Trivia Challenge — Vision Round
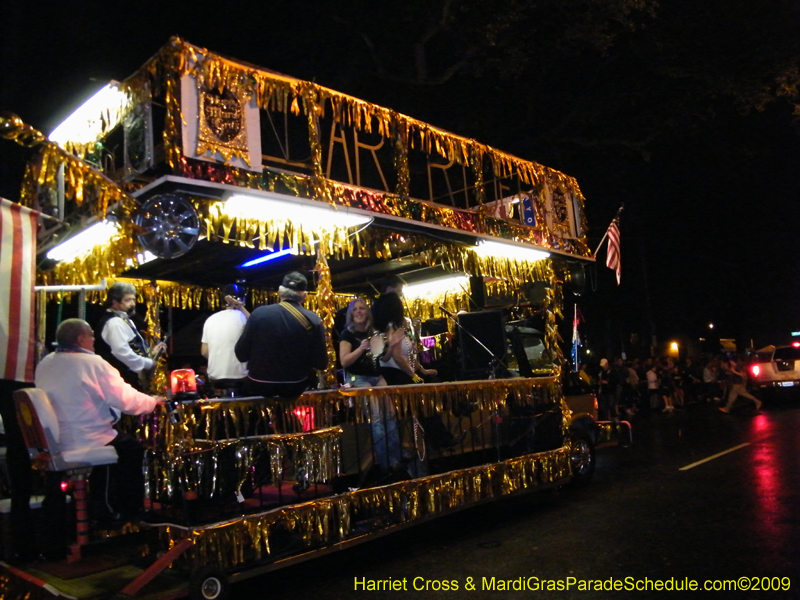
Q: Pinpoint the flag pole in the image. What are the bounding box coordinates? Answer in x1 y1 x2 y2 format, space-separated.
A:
592 204 625 257
593 231 610 257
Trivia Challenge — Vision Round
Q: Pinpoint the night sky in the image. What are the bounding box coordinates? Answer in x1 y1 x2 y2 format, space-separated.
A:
2 1 798 355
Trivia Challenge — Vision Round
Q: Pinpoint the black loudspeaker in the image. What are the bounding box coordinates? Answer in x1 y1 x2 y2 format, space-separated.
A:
564 262 586 296
421 318 448 336
458 310 507 378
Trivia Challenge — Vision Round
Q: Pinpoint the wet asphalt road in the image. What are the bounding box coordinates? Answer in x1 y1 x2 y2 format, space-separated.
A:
233 397 800 599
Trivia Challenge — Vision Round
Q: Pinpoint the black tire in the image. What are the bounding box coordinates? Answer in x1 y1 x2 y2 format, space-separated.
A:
189 567 230 600
569 431 596 486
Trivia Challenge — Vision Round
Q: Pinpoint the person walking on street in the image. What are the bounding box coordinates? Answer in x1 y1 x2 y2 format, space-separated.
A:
719 357 762 413
659 359 676 412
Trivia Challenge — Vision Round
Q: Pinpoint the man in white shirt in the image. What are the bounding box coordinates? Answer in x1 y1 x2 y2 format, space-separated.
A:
201 284 249 392
35 318 161 530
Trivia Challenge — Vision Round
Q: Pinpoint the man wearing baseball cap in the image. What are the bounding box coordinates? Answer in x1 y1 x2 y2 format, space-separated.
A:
235 271 328 399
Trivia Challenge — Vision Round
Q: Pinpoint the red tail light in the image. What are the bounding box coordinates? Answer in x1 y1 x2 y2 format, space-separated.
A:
751 364 760 378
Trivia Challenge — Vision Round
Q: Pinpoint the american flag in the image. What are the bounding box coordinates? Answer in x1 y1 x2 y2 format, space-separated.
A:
0 198 38 382
606 220 621 284
571 304 581 371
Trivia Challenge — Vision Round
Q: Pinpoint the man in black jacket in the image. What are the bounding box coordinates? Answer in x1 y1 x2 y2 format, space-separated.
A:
235 271 328 399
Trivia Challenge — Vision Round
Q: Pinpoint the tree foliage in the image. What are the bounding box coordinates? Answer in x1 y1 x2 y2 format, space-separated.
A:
310 0 799 166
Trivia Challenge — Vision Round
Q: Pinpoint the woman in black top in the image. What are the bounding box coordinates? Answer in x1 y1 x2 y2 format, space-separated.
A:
340 298 403 471
339 298 386 388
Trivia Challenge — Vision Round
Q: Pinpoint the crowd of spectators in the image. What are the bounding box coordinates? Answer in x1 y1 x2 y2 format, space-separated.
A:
577 354 762 419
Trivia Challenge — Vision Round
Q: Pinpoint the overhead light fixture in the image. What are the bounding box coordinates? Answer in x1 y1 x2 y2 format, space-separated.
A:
239 247 298 268
46 220 120 263
403 275 470 300
49 83 129 148
472 238 550 262
224 193 372 231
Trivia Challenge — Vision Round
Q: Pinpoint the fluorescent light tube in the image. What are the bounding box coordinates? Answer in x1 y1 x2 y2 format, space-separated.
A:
46 221 120 263
403 275 470 299
225 194 371 230
49 83 128 148
473 239 550 262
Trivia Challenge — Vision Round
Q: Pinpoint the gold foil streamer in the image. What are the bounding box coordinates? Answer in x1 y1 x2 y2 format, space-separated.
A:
0 113 46 148
141 282 167 393
16 38 591 294
314 248 338 388
141 39 590 253
40 227 140 288
542 262 565 366
20 142 134 219
161 41 185 171
204 200 357 258
136 378 565 511
161 444 570 571
470 144 486 207
393 115 411 198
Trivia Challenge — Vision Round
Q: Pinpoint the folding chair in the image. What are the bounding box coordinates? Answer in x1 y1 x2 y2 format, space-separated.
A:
14 387 118 562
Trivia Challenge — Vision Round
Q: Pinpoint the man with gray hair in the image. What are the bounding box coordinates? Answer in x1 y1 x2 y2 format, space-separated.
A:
35 319 161 533
235 271 328 399
95 281 164 390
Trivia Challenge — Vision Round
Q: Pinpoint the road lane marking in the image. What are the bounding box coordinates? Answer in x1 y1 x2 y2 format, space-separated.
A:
679 443 751 471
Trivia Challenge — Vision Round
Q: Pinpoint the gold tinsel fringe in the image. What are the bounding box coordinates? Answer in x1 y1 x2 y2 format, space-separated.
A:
164 446 570 571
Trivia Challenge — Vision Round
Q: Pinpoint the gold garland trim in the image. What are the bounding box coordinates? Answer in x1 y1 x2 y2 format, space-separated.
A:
146 38 590 236
162 445 571 570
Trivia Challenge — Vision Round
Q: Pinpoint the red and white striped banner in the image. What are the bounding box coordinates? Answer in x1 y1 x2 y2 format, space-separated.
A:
606 220 621 285
0 197 37 382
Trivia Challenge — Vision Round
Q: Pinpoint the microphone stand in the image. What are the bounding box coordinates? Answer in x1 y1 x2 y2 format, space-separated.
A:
440 307 506 462
438 307 508 379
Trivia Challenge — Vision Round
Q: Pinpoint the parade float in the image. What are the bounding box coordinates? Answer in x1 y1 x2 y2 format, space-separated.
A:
0 38 629 599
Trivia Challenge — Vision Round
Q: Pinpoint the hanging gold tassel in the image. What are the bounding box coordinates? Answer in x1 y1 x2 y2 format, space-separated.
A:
314 246 338 388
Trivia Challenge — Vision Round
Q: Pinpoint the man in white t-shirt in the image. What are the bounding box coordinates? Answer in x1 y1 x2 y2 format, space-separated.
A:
201 284 249 391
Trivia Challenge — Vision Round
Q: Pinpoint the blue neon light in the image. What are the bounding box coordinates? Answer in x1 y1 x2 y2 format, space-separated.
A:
239 248 295 268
